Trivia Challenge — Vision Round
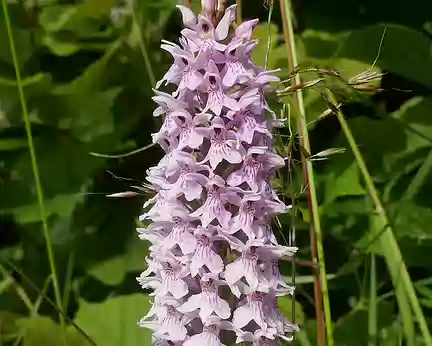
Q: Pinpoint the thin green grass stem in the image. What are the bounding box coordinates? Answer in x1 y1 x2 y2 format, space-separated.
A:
131 0 156 87
1 0 65 334
13 276 53 346
6 261 97 346
327 91 432 346
280 1 333 345
368 254 377 346
236 0 242 23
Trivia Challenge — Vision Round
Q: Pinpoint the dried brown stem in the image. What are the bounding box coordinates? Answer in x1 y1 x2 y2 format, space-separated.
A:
281 256 317 268
279 1 326 346
185 0 191 8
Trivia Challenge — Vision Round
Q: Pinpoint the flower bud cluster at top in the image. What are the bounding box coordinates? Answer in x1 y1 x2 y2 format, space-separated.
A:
137 3 299 346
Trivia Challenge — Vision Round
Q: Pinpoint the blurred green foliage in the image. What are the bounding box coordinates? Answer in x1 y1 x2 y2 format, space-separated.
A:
1 0 431 345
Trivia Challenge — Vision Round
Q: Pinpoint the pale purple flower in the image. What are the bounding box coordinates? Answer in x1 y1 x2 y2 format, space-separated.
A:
139 303 191 341
184 317 233 346
137 3 299 344
221 39 257 87
178 274 230 320
233 291 268 330
200 61 239 116
158 39 203 94
198 118 244 169
190 176 241 228
188 228 224 276
172 111 211 150
234 19 259 41
235 328 279 346
227 147 285 191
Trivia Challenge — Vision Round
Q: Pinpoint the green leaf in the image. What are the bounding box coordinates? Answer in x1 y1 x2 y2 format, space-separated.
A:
88 238 148 286
77 0 117 18
251 23 287 72
17 316 86 346
0 138 27 150
391 97 432 152
391 203 432 240
0 20 33 67
54 41 120 95
278 295 305 325
324 161 366 204
39 5 78 32
6 193 84 223
334 302 394 346
75 294 152 346
303 25 432 88
58 88 121 142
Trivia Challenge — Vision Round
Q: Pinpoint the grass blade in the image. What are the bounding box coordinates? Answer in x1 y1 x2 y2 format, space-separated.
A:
1 0 65 332
327 91 432 346
368 254 377 346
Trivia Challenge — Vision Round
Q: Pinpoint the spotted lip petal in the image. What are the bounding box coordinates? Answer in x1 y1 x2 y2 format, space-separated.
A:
137 3 298 344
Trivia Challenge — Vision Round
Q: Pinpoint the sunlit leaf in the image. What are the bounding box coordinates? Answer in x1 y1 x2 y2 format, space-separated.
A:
75 294 152 346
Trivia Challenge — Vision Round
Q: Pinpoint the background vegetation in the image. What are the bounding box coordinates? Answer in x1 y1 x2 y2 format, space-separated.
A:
1 0 431 345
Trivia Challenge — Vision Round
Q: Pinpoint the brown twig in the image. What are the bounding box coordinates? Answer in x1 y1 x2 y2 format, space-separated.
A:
281 256 317 269
185 0 191 8
279 1 326 346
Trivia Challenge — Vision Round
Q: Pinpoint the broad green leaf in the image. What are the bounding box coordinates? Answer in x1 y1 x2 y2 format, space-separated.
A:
75 294 152 346
39 5 77 32
303 25 432 88
334 303 394 346
58 88 121 142
278 295 305 325
324 162 366 204
338 24 432 88
6 193 84 223
77 0 117 18
42 36 81 56
54 41 120 95
391 203 432 240
391 97 432 153
0 20 33 67
251 23 287 72
88 238 148 286
17 316 86 346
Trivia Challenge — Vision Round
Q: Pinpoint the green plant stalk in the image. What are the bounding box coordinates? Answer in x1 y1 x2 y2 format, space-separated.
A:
328 91 432 346
131 0 156 87
236 0 242 23
280 1 333 345
264 0 273 70
368 254 377 346
1 0 65 333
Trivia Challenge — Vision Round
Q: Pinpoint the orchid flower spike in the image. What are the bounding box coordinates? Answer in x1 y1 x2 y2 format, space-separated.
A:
137 2 299 344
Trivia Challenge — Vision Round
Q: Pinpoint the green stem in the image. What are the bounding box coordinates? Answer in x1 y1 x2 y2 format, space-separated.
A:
131 0 156 87
236 0 242 23
264 0 273 70
1 0 65 333
368 254 377 346
328 91 432 346
13 275 52 346
280 1 333 345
